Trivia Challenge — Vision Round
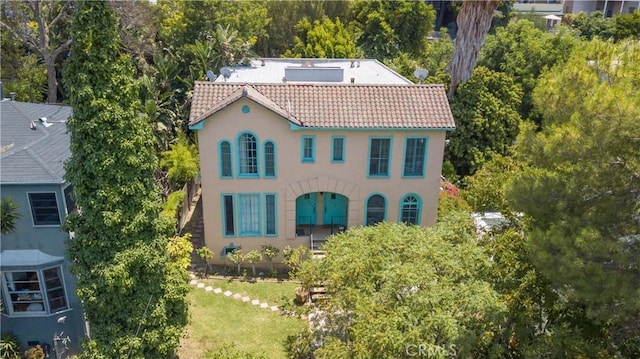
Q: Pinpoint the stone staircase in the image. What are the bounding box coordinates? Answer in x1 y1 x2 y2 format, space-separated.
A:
179 188 205 271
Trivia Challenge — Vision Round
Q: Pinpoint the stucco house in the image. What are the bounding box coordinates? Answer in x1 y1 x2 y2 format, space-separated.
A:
188 59 456 264
0 97 84 355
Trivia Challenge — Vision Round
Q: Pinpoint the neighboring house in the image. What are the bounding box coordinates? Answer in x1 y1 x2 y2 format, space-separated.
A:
188 59 456 264
0 98 84 355
513 0 638 16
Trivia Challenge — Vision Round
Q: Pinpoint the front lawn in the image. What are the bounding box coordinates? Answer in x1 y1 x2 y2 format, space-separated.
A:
178 277 304 358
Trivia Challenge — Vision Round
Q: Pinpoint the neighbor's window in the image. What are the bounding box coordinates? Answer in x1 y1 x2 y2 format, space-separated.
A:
400 194 421 225
220 141 233 177
2 266 68 316
366 194 386 225
331 136 345 162
368 138 391 177
28 192 60 225
264 141 276 177
301 136 315 163
238 133 258 176
403 137 427 177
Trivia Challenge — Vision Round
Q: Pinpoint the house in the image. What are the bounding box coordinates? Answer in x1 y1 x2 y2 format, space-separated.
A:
188 59 456 264
513 0 638 17
0 97 84 355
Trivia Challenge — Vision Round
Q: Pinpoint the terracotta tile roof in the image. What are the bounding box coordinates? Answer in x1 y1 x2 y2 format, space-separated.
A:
189 82 456 130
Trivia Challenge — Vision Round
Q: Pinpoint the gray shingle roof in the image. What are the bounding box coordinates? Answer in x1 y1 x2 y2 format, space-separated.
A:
0 100 72 184
189 82 456 130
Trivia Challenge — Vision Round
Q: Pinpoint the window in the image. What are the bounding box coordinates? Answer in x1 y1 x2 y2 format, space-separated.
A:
265 194 277 236
366 194 386 225
238 133 258 176
28 192 60 225
220 141 232 177
239 194 260 236
301 136 315 163
2 266 68 316
63 185 76 214
403 137 427 177
400 195 421 225
223 195 235 236
368 137 391 177
264 141 276 177
331 136 345 163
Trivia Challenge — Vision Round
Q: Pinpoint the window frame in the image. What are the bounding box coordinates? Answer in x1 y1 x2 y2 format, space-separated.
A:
1 265 69 317
222 194 236 237
331 136 345 163
219 140 233 178
62 184 76 215
264 141 276 178
367 136 393 178
301 135 315 163
399 194 422 225
264 193 277 236
238 193 261 237
364 193 387 226
402 137 428 178
27 192 61 227
237 132 259 177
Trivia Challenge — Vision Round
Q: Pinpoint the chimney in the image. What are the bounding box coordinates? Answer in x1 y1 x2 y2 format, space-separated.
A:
9 92 16 101
350 77 355 84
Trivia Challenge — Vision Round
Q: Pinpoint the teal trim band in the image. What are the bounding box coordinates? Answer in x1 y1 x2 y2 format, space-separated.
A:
189 122 204 130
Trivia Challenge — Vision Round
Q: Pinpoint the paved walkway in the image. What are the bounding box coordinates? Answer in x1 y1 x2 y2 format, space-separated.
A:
188 274 280 313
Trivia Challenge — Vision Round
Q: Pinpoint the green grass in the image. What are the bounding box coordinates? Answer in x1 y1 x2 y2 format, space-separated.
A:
178 278 305 358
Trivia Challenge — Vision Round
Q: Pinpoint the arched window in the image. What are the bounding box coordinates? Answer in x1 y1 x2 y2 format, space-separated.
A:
220 141 232 177
238 133 258 176
400 194 421 225
264 141 276 177
366 194 386 225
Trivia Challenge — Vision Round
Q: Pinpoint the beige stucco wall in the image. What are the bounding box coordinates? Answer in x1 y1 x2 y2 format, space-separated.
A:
196 98 447 264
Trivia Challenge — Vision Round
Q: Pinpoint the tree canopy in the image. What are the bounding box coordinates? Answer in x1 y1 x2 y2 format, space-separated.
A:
283 17 358 59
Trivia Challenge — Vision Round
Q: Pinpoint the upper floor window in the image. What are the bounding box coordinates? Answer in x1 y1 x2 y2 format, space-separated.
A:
403 137 427 177
368 137 391 177
28 192 60 226
331 136 345 163
400 194 421 225
2 266 68 316
220 141 233 178
366 194 386 226
264 141 276 177
238 133 258 176
301 136 315 163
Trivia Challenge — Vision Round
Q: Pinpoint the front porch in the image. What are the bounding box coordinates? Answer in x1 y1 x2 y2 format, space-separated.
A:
295 223 347 251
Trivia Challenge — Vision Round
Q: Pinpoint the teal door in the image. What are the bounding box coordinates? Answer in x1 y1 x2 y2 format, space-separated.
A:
296 193 317 225
323 193 348 225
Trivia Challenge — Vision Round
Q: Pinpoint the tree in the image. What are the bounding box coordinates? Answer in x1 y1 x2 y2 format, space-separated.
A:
160 134 199 190
479 19 580 122
563 11 615 40
448 0 500 96
0 0 73 103
283 17 358 58
289 216 507 358
351 0 435 60
613 10 640 41
506 39 640 355
445 66 522 177
62 1 188 357
0 197 22 235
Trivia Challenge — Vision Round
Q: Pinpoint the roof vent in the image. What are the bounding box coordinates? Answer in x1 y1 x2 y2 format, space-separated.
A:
39 117 53 127
261 59 266 67
350 77 355 84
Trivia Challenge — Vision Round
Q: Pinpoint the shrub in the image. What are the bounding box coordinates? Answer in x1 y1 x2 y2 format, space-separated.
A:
0 332 21 359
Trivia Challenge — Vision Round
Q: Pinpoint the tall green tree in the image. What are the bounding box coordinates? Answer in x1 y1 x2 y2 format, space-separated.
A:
283 17 358 58
445 66 522 177
0 0 73 103
62 1 188 357
479 19 579 122
351 0 435 60
506 39 640 356
289 216 506 358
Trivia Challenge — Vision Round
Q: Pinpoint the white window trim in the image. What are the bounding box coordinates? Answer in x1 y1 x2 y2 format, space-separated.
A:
1 265 70 317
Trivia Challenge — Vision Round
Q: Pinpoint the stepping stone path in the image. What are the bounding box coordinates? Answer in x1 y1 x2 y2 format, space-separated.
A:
188 273 281 314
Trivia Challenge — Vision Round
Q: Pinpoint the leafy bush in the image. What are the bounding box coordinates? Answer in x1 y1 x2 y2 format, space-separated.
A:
161 190 185 220
0 332 21 359
244 250 262 277
196 246 214 276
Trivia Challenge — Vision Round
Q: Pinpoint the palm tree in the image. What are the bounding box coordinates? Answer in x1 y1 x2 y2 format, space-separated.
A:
1 197 22 235
448 0 500 97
